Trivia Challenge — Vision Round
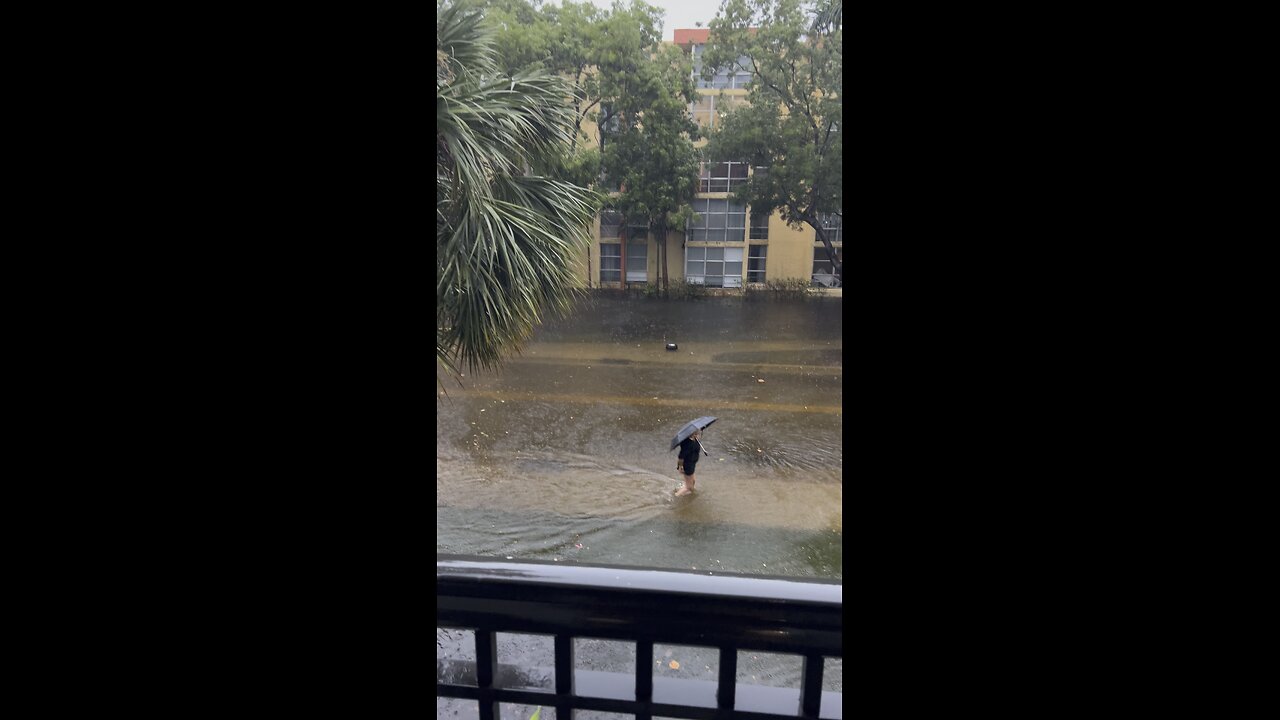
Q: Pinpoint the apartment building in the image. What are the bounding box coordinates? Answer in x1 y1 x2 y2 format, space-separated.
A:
583 28 841 291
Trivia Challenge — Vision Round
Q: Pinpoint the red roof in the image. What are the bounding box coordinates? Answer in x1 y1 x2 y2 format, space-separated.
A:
673 28 710 47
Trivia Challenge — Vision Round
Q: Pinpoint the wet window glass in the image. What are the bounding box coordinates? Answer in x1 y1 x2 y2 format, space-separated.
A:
600 210 623 239
626 242 648 282
685 246 742 287
749 212 769 240
818 212 842 243
747 244 768 282
811 247 842 287
687 199 745 242
600 243 621 282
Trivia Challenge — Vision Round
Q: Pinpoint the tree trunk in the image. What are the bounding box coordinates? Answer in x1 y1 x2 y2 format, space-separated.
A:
812 221 842 284
619 225 627 293
650 224 662 296
659 226 669 294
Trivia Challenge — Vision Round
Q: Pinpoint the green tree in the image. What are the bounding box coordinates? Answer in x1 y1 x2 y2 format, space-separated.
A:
601 40 702 294
479 0 553 75
703 0 843 282
437 1 600 381
478 0 697 294
480 0 608 144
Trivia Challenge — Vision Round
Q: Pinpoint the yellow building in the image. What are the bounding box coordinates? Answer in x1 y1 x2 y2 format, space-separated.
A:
578 28 841 292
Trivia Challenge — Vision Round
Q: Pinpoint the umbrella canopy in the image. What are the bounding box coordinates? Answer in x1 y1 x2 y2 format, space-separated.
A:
669 416 717 451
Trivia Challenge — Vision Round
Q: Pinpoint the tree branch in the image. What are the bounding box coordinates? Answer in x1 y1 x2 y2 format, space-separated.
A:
751 55 796 112
577 96 601 133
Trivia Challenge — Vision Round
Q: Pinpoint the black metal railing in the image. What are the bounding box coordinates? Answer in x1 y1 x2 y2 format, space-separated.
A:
437 555 842 719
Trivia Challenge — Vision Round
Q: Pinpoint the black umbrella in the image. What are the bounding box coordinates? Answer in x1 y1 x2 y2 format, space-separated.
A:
669 416 717 452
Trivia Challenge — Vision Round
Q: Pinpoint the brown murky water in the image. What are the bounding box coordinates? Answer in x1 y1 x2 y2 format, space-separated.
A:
437 294 842 715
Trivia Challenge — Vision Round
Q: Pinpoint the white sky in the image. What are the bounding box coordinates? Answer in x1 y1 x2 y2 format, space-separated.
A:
577 0 725 41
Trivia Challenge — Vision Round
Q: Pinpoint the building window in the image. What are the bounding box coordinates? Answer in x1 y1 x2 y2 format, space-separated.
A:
699 162 749 193
818 211 842 243
687 198 746 242
690 95 716 128
748 245 767 282
600 243 621 282
749 211 770 240
626 241 648 283
600 210 623 239
601 211 647 239
686 246 744 288
812 247 842 288
689 94 742 129
692 46 752 89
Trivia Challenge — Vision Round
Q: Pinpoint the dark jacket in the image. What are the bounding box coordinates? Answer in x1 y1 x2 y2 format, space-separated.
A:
679 437 702 473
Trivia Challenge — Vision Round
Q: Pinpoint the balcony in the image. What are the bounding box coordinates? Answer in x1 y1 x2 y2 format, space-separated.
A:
438 555 843 719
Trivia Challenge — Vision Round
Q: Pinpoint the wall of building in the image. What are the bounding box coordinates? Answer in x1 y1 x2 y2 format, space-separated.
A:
762 214 815 284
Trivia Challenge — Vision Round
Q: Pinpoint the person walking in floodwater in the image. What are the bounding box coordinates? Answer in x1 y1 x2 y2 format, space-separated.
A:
676 429 704 496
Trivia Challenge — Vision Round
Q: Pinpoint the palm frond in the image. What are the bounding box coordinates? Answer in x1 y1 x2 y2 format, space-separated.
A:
437 2 599 378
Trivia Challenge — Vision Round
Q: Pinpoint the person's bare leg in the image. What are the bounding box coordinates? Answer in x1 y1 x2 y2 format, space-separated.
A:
675 472 694 496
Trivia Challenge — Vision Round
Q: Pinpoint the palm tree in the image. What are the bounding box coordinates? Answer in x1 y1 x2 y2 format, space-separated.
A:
811 0 843 34
437 1 599 382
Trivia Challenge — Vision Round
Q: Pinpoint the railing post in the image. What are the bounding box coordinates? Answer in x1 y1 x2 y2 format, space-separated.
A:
800 653 823 718
717 646 737 711
555 634 574 720
476 629 498 720
636 640 653 718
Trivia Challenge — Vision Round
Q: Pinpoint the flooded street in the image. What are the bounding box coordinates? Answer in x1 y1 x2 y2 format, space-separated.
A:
437 294 843 715
438 295 842 578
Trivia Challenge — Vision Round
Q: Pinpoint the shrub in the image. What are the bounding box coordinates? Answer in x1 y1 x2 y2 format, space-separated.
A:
745 278 812 300
668 280 708 300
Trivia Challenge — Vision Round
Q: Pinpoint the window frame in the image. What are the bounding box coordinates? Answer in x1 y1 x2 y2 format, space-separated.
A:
686 245 744 288
818 211 843 244
749 210 770 240
747 244 768 283
600 210 624 239
686 198 746 243
600 242 622 283
699 161 749 193
811 246 842 288
625 240 648 283
688 94 741 129
692 46 753 89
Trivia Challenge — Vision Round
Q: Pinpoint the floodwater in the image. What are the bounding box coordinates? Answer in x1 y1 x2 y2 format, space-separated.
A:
437 294 842 718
